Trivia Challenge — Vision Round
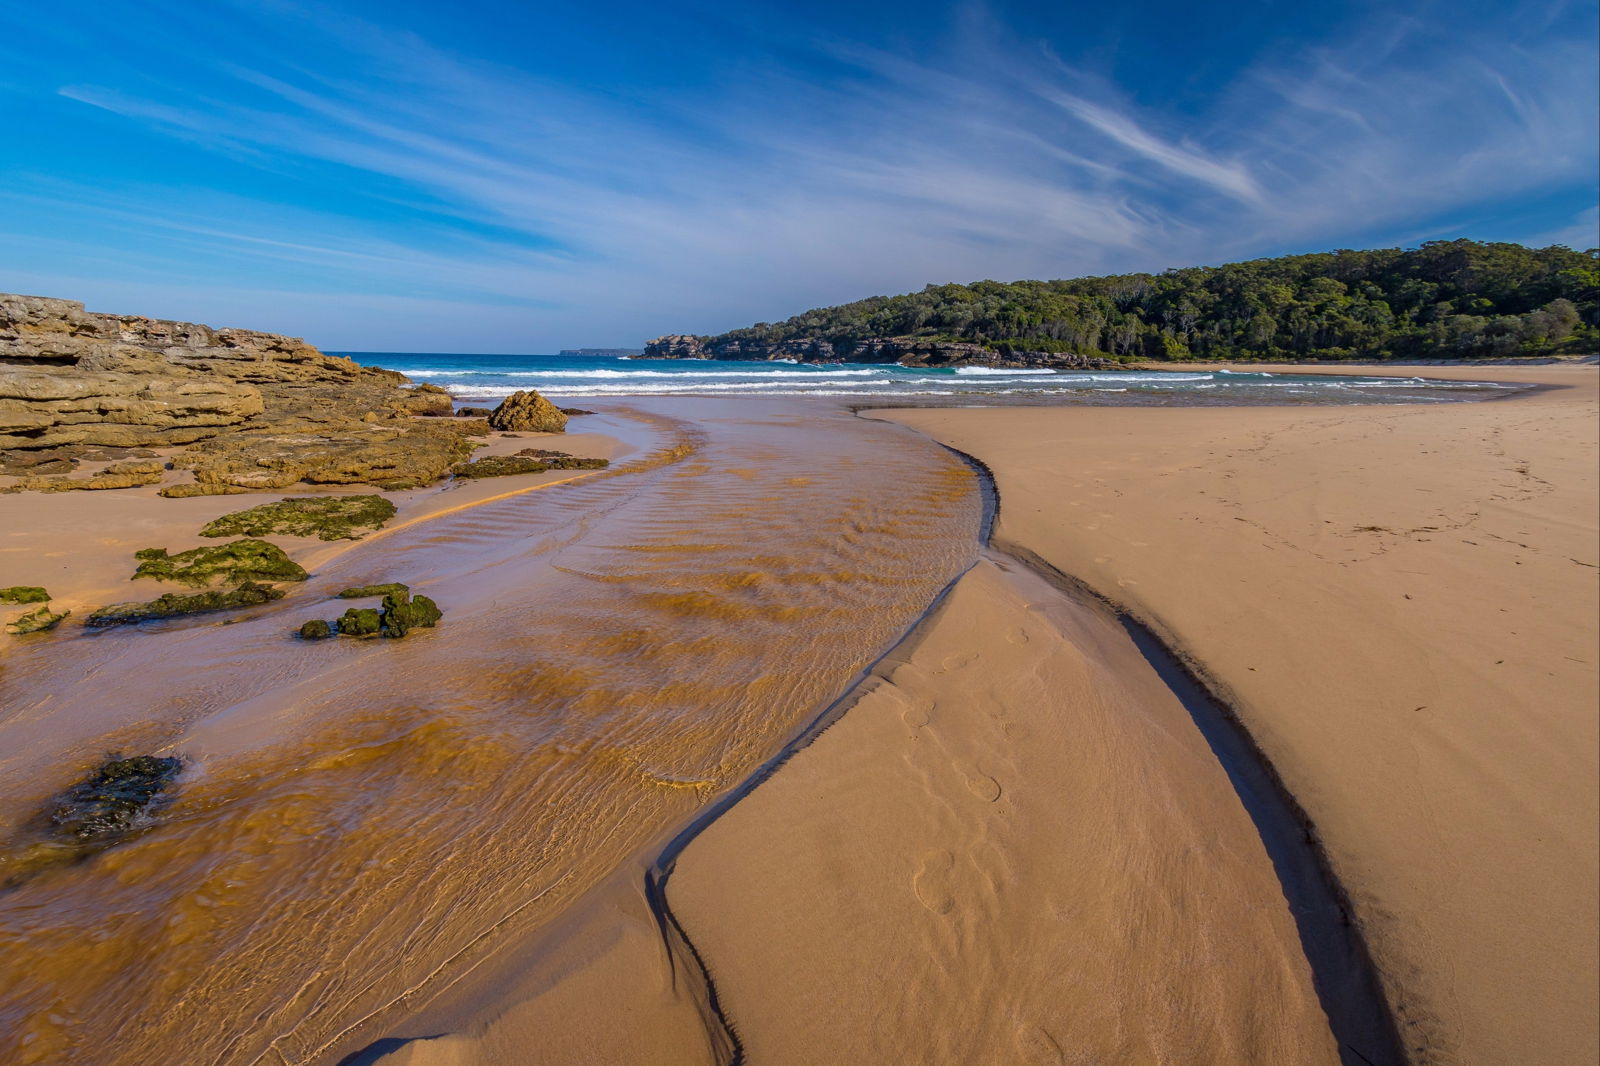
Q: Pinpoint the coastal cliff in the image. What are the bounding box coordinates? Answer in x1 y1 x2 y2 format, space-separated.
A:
642 333 1121 369
0 293 478 494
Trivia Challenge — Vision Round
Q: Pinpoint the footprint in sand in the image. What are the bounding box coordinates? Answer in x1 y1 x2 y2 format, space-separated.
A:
1015 1024 1066 1065
963 769 1002 802
1005 627 1031 645
899 697 932 730
913 850 956 915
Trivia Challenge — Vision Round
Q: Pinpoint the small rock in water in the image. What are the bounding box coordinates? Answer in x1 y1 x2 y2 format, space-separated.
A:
6 604 69 635
85 582 286 626
49 755 184 843
0 586 50 604
337 582 410 599
336 607 383 637
380 589 442 638
297 619 332 640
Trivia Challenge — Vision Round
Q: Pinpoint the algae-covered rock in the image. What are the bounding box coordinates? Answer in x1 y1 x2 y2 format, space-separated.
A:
381 590 442 638
456 406 494 417
515 448 609 470
336 607 382 637
7 604 69 634
49 755 183 842
488 390 567 433
450 455 552 478
338 582 409 599
451 453 607 479
85 582 285 626
133 538 308 587
298 618 332 640
200 494 397 542
0 586 49 604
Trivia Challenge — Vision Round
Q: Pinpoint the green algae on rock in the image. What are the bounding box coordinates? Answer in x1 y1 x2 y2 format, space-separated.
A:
0 586 50 604
199 494 397 542
298 618 333 640
451 453 608 479
49 756 184 843
336 606 383 637
133 538 308 587
337 582 409 599
380 589 442 638
86 582 286 626
6 604 69 635
318 588 441 640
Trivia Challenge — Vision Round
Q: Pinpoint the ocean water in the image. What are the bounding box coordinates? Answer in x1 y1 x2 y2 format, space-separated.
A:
335 352 1518 405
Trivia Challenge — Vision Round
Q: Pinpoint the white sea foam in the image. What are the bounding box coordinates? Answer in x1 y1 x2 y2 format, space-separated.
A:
952 366 1059 376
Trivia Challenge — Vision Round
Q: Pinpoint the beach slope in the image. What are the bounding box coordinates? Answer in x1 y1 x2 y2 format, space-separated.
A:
880 366 1599 1065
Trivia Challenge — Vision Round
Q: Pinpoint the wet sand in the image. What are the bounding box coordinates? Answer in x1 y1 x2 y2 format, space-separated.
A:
881 365 1599 1066
0 401 981 1064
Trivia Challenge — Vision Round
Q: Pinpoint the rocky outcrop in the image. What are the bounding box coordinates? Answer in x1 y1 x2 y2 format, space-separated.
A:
5 460 165 493
488 390 567 433
1 293 473 493
643 335 711 359
641 333 1119 370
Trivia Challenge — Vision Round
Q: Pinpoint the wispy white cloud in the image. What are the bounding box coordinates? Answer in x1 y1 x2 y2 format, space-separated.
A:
8 0 1596 348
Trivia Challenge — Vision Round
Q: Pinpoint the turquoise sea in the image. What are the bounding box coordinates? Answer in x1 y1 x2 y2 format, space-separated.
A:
336 351 1516 405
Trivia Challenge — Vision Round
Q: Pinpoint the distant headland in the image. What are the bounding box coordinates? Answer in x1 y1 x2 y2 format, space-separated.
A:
644 239 1596 367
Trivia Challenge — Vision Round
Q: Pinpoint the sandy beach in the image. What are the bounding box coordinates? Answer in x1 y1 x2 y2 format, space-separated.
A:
879 365 1599 1065
2 367 1594 1066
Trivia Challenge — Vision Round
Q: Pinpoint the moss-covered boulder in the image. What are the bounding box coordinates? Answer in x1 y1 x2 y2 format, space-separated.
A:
0 586 49 604
133 538 308 587
381 589 442 638
49 755 183 842
7 604 69 635
338 582 409 599
86 582 285 626
199 495 397 542
336 607 382 637
298 618 332 640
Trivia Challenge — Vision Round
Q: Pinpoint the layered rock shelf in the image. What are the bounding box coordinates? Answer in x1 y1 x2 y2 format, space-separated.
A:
642 333 1119 369
0 293 481 494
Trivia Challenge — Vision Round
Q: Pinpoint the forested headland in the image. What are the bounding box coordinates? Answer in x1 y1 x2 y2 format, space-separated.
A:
693 240 1598 362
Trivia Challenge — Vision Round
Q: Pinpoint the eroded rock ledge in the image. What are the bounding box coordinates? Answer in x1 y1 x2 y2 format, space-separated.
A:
642 333 1119 369
0 293 478 493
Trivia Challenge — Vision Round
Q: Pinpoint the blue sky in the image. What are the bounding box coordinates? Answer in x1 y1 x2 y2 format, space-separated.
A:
2 0 1596 351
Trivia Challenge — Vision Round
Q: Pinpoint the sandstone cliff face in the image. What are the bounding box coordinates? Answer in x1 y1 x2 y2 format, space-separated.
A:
641 332 1118 369
1 293 471 494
